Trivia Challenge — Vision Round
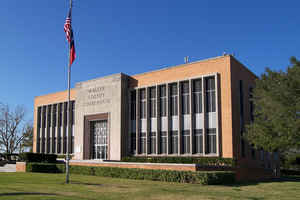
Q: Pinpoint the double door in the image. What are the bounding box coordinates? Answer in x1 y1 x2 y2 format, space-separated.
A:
91 120 108 160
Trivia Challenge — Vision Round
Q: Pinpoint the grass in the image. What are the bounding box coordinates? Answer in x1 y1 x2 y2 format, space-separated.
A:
0 173 299 200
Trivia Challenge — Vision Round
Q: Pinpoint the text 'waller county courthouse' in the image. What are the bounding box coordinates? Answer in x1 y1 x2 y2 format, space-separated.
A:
33 55 279 178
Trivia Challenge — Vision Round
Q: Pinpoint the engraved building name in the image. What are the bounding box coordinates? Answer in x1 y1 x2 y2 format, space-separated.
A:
84 86 111 106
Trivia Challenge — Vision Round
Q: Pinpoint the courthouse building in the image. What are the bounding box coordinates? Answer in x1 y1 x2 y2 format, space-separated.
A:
33 55 275 170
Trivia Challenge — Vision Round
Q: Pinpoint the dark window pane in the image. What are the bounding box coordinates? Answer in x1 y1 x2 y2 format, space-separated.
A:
170 131 178 154
131 91 136 120
193 79 202 92
194 129 203 153
182 130 190 154
206 128 216 154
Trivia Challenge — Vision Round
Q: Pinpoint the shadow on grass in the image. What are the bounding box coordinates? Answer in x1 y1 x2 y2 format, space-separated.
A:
0 192 56 196
226 176 300 187
70 181 103 186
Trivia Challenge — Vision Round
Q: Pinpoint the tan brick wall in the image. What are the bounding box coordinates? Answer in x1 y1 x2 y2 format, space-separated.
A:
229 57 257 160
70 162 197 171
16 162 26 172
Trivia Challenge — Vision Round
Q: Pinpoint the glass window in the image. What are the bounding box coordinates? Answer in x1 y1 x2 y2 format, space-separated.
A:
131 91 136 120
181 82 190 115
193 129 203 153
42 106 46 128
140 89 146 119
47 105 52 127
240 80 244 134
139 132 146 154
206 128 216 154
193 79 202 113
249 87 254 122
160 131 167 154
37 107 41 128
170 131 178 154
170 83 178 116
53 104 57 127
58 103 62 127
182 130 190 154
131 133 136 154
205 77 216 112
149 87 156 118
159 85 167 117
148 132 156 154
36 138 40 153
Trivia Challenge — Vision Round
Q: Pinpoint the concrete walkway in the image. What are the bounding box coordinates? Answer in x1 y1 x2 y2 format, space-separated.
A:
0 164 16 172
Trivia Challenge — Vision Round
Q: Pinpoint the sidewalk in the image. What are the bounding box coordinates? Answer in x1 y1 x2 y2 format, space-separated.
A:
0 164 16 172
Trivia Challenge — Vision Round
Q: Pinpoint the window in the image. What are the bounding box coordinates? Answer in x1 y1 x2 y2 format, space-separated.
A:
47 105 52 127
53 137 56 154
57 136 61 154
249 87 254 122
170 83 178 116
239 80 244 134
149 87 156 118
140 89 146 119
63 136 67 154
37 107 41 128
205 77 216 112
131 91 136 120
193 79 202 113
159 85 167 117
53 104 57 127
131 133 136 154
194 129 203 153
64 102 68 125
71 136 74 154
139 132 146 154
41 138 45 153
36 138 40 153
58 103 62 127
148 132 156 154
182 130 190 154
181 82 190 115
46 138 50 153
206 128 216 154
71 101 75 125
160 132 167 154
42 106 46 128
170 131 178 154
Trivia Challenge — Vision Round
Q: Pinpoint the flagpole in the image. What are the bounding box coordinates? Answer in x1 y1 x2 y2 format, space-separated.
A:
66 0 72 184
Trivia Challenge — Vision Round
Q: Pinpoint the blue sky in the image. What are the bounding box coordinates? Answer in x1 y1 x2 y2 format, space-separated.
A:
0 0 299 120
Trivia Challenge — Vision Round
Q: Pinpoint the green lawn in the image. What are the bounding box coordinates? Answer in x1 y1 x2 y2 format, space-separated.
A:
0 173 299 200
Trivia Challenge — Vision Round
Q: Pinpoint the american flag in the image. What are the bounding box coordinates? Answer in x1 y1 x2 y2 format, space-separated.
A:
64 7 76 66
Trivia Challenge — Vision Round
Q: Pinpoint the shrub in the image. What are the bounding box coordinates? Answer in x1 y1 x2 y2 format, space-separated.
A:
25 163 235 185
121 156 236 167
26 163 65 173
19 153 57 163
283 154 300 170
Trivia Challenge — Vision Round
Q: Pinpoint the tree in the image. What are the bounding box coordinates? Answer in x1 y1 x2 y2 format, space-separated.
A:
0 103 31 154
245 57 300 154
19 123 33 153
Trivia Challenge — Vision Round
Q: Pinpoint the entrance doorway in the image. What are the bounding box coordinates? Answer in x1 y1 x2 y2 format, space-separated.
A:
91 120 108 160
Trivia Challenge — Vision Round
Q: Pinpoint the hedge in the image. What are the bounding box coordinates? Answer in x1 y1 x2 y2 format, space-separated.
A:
19 153 57 163
121 156 236 167
25 163 235 185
